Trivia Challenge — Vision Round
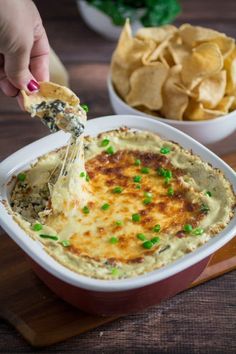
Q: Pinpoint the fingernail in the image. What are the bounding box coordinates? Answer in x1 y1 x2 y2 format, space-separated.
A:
27 80 39 92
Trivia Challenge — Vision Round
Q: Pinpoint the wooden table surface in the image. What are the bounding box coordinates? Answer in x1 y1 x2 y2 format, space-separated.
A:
0 0 235 352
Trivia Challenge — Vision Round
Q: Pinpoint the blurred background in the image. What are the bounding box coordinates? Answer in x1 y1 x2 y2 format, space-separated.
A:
0 0 236 159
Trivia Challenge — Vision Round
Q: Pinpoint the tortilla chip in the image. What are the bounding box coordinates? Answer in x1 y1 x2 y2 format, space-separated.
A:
224 47 236 94
181 43 223 90
158 53 169 68
210 37 235 58
136 105 159 117
22 81 79 115
161 66 189 120
180 24 226 45
179 24 234 57
111 20 156 98
136 25 177 43
184 99 224 121
143 45 174 69
230 96 236 111
111 61 131 99
159 47 175 68
215 96 235 113
112 19 155 71
143 35 173 64
168 41 191 65
22 82 86 137
194 71 226 109
126 64 168 110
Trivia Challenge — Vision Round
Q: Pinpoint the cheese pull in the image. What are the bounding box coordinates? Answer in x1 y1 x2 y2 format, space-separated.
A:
22 82 90 212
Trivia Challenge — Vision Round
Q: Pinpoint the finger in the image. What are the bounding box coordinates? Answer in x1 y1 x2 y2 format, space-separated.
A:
30 28 50 82
0 54 4 66
0 62 19 96
0 54 22 103
16 92 25 111
4 44 38 91
0 77 19 97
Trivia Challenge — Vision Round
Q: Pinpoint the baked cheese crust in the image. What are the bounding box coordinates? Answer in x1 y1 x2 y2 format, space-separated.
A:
10 129 236 279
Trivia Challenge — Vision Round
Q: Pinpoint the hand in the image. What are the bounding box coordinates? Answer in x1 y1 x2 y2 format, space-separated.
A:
0 0 49 97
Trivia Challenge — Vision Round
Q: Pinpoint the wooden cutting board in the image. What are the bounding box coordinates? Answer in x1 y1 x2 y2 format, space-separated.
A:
0 152 235 347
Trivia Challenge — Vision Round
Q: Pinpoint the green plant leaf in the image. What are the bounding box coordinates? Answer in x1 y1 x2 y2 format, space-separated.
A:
86 0 181 27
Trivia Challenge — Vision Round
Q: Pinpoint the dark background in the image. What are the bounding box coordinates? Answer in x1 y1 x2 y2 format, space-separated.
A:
0 0 236 353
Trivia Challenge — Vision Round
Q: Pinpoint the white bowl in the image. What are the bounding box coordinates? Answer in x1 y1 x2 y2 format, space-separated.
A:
0 115 235 315
0 114 236 291
77 0 143 41
108 76 236 145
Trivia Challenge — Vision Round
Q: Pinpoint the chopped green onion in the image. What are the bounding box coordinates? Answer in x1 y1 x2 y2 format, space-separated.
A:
111 268 120 276
137 233 146 241
82 206 90 214
157 167 165 176
80 171 85 177
135 184 142 189
164 176 171 185
109 236 118 244
81 104 89 112
112 186 123 194
205 191 212 197
151 237 160 244
106 146 115 155
143 197 152 205
134 159 141 166
167 187 174 196
192 227 204 235
144 192 152 198
183 224 193 233
32 223 43 231
160 146 171 154
39 234 58 241
153 224 161 233
141 167 150 174
200 204 210 213
133 175 142 183
101 203 110 210
17 173 26 182
157 167 173 182
61 240 71 247
85 173 90 182
101 138 110 147
115 220 123 226
165 170 172 178
142 240 153 249
132 213 141 222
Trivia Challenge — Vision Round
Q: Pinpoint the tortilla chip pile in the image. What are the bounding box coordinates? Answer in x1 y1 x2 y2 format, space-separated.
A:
111 21 236 121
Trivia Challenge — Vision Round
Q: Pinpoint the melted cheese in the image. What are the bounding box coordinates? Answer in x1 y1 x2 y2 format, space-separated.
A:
46 149 203 262
10 129 235 279
51 135 92 215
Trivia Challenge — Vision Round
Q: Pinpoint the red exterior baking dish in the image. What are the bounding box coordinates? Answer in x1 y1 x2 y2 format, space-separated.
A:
29 257 210 316
0 115 235 316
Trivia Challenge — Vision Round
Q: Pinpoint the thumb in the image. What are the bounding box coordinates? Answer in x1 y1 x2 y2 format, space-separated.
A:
4 46 39 92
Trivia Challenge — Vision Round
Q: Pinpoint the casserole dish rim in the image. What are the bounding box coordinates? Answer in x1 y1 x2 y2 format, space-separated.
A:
0 114 235 292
